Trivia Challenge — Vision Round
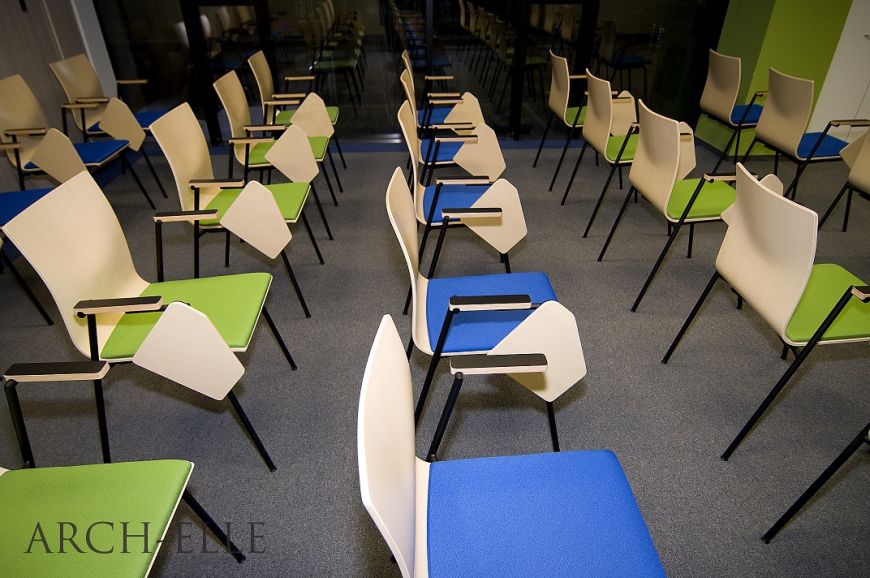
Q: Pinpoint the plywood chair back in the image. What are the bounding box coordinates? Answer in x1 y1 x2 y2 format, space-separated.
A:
265 124 319 183
150 103 215 210
213 70 254 165
548 50 571 119
358 314 418 578
630 100 680 216
248 50 275 122
845 131 870 192
399 69 419 121
291 93 334 138
716 164 816 339
583 69 618 157
48 54 106 132
755 68 813 158
100 98 145 151
0 74 49 169
29 129 87 184
2 172 148 356
699 49 740 125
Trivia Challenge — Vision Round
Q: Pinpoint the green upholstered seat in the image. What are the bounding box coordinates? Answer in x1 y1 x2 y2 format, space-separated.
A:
276 106 339 125
248 136 328 165
785 264 870 343
0 460 190 576
202 182 309 226
100 273 271 359
666 179 736 221
563 106 586 127
605 132 639 163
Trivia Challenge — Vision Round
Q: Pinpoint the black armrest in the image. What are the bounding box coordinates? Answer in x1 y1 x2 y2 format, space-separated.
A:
61 102 100 110
450 353 548 376
441 207 502 219
5 128 48 137
434 135 477 143
117 79 148 85
703 172 738 182
851 286 870 303
0 142 22 151
4 361 110 383
74 296 163 315
76 97 110 104
244 124 287 132
436 176 492 185
428 92 462 98
429 98 463 105
449 294 533 311
189 179 244 189
154 210 219 223
228 137 273 145
830 119 870 128
425 75 454 81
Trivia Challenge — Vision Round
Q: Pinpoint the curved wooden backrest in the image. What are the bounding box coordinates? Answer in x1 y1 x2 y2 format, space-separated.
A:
265 124 319 183
0 74 49 168
548 50 570 118
29 129 87 184
398 99 421 169
358 314 417 578
2 172 148 356
699 50 740 124
213 70 252 165
399 69 418 120
291 93 334 138
716 164 816 339
845 131 870 192
457 0 466 28
755 68 813 158
630 100 680 216
248 50 274 122
385 166 420 284
583 69 615 155
150 103 215 211
48 54 106 132
101 98 145 151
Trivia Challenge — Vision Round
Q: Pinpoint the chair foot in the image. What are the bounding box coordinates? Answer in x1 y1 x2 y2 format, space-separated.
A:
227 390 276 472
183 490 247 563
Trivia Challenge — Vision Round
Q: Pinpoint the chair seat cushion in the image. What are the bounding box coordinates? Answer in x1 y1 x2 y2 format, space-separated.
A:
276 106 339 125
427 451 665 577
203 182 309 226
0 188 52 226
666 178 735 221
0 460 191 576
605 132 639 163
25 140 127 170
421 138 463 163
426 272 557 353
730 103 762 125
797 132 848 160
134 109 169 129
418 106 452 126
563 106 586 127
422 184 490 223
785 263 870 343
100 273 271 359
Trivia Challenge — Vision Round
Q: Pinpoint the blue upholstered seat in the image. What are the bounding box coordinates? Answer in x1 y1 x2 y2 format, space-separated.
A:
422 184 489 223
0 188 52 226
797 132 848 160
89 109 167 133
24 140 128 170
426 272 557 353
418 106 452 126
427 451 665 577
421 138 463 163
730 103 762 125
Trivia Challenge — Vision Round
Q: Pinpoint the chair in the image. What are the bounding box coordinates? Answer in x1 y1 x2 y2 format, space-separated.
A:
0 74 155 207
357 314 665 576
762 420 870 543
386 168 585 450
597 100 739 311
1 361 245 573
741 68 867 200
698 50 764 173
399 64 484 133
597 20 651 100
661 164 870 460
818 129 870 231
2 171 298 471
561 70 638 238
533 50 587 192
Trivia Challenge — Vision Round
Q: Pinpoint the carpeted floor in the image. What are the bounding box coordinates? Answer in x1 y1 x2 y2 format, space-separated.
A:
0 140 867 576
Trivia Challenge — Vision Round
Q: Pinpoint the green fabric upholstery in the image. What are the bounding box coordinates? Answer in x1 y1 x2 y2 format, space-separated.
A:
666 179 736 221
100 273 272 359
563 106 586 127
785 264 870 343
248 137 328 164
276 106 339 125
605 132 639 163
307 136 329 161
202 182 309 226
0 460 190 576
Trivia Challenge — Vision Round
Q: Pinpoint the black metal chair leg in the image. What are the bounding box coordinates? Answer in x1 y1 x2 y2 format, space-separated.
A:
123 156 156 209
402 286 412 316
224 230 231 267
533 114 553 168
182 491 246 563
842 187 854 232
141 148 168 198
597 185 635 262
549 123 579 192
260 306 297 369
721 286 856 460
661 272 720 364
332 134 347 168
320 167 338 206
299 212 325 265
711 128 738 174
0 251 53 325
93 378 112 463
559 141 588 204
762 422 870 543
227 390 276 472
280 251 311 318
582 163 619 237
739 138 757 165
630 216 687 310
427 373 465 461
5 380 36 467
502 252 511 273
415 309 455 426
546 400 560 451
309 184 333 241
327 148 344 192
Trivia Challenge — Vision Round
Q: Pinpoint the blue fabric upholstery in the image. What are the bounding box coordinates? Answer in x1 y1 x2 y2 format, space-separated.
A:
0 188 52 226
25 140 128 170
426 272 557 353
427 451 665 577
421 138 463 163
797 132 848 160
730 103 762 125
421 184 489 223
89 109 167 133
418 106 452 126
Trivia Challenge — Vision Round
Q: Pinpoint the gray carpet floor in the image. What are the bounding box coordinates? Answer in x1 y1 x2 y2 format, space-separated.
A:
0 141 867 576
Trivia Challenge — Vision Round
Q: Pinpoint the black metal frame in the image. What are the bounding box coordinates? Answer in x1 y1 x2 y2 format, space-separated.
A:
0 244 53 325
818 182 867 233
535 92 587 193
704 90 763 174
